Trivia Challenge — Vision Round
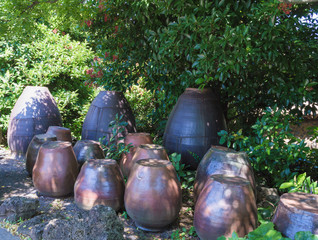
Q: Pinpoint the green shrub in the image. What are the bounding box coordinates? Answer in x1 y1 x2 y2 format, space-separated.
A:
0 24 96 140
218 107 314 187
280 172 318 194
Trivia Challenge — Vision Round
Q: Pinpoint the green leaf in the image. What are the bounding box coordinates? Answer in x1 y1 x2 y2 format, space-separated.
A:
280 182 294 189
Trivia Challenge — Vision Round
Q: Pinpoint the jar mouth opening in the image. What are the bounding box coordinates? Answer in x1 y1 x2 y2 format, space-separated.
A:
41 141 72 149
139 144 164 150
209 174 251 186
48 126 70 131
35 133 57 141
127 133 151 137
87 159 116 165
185 88 210 92
136 159 171 167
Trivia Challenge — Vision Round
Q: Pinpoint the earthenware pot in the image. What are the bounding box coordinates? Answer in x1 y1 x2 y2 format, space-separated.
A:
194 145 255 201
7 86 62 159
46 126 72 142
194 174 257 239
74 159 125 211
73 140 105 168
33 141 79 197
120 133 153 177
81 91 136 144
272 192 318 239
127 144 169 177
125 159 182 232
25 133 57 176
163 88 227 169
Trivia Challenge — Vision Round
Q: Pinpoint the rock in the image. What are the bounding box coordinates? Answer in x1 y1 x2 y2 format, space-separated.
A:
0 197 39 222
86 205 124 240
18 203 124 240
257 186 280 207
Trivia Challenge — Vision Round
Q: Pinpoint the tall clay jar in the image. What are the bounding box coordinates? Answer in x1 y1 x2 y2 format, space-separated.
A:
33 141 79 197
127 144 169 178
163 88 227 169
120 133 153 178
25 133 57 176
194 175 257 240
74 159 125 211
125 159 182 232
73 140 105 168
81 91 136 144
194 145 256 201
7 86 62 159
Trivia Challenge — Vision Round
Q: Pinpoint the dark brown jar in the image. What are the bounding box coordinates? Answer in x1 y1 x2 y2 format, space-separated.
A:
33 141 79 197
194 175 257 239
74 159 125 211
163 88 227 169
125 159 182 232
7 86 62 159
272 192 318 239
120 133 153 178
73 140 105 168
127 144 169 178
25 133 57 176
46 126 72 142
81 91 136 145
194 145 255 201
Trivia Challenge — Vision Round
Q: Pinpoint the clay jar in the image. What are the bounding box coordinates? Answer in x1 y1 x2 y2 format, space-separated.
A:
74 159 125 211
125 159 182 232
194 145 255 201
46 126 72 142
163 88 227 169
33 141 79 197
81 91 136 144
194 175 257 240
127 144 169 178
272 192 318 239
120 133 153 178
7 86 62 159
73 140 105 168
25 133 57 176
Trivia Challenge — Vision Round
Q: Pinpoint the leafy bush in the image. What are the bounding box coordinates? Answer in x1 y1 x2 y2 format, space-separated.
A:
218 107 314 187
0 25 95 140
280 172 318 194
124 79 167 135
99 114 132 161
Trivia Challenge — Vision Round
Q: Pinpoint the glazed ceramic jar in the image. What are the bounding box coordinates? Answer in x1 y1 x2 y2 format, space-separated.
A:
7 86 62 159
272 192 318 239
46 126 72 142
33 141 79 197
127 144 169 178
194 145 255 201
120 133 153 178
74 159 125 211
25 133 57 176
125 159 182 232
82 91 136 144
163 88 227 169
194 174 257 239
73 140 105 168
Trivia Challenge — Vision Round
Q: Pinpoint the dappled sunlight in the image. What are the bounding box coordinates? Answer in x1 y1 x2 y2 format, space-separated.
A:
194 174 257 239
74 158 125 211
7 86 62 157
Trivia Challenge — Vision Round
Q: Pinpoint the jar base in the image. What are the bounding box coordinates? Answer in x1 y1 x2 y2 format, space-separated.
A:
135 222 168 232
